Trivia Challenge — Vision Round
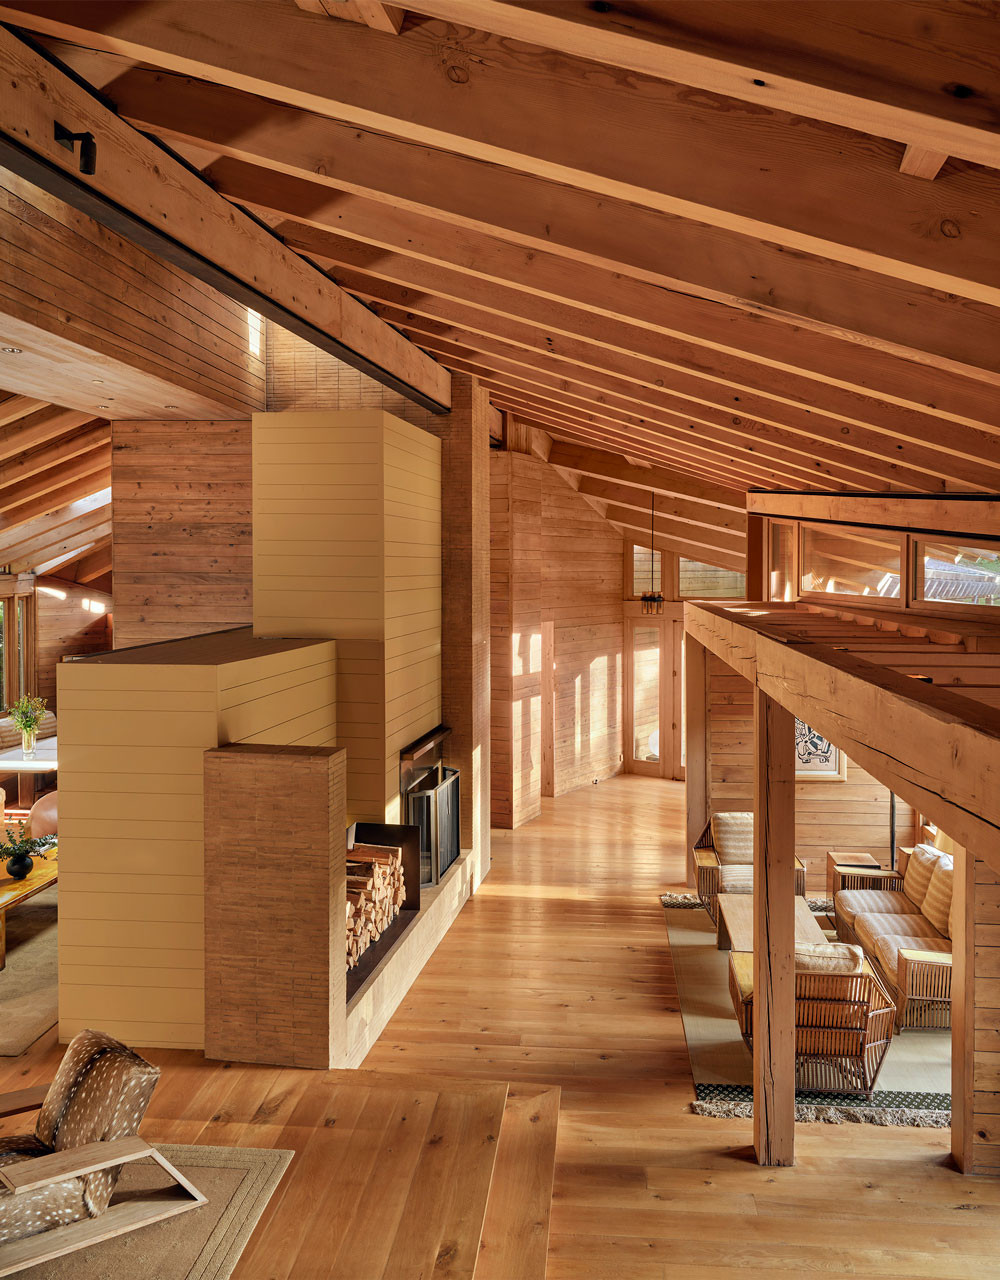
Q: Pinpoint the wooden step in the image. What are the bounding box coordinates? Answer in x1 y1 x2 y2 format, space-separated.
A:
476 1083 560 1280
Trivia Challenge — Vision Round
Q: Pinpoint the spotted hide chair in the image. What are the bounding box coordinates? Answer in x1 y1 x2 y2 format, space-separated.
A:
0 1029 205 1274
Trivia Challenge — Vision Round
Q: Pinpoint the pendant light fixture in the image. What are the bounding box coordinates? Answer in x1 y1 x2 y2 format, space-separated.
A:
640 492 664 615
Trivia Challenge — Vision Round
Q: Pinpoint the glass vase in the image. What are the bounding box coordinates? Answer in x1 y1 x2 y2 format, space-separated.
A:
21 728 36 760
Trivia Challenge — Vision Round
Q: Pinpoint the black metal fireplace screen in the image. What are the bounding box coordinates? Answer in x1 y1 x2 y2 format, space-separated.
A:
399 726 461 885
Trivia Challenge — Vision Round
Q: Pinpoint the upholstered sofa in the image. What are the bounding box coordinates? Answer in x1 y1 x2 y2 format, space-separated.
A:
694 811 807 924
834 843 954 1029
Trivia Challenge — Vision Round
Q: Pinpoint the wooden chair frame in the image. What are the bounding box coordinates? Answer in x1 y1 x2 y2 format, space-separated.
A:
729 956 896 1100
693 820 806 924
0 1085 206 1277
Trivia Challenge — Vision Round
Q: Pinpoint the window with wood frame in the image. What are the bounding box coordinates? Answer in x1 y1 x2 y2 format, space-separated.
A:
677 557 745 598
800 525 903 601
915 539 1000 610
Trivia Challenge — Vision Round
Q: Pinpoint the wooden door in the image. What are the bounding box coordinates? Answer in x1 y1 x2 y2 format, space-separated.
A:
625 617 683 780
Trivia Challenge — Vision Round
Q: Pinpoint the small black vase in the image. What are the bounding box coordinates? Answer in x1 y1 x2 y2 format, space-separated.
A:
5 852 33 881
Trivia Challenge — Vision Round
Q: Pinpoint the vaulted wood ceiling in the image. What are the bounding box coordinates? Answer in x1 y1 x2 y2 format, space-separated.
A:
0 390 111 578
0 0 998 572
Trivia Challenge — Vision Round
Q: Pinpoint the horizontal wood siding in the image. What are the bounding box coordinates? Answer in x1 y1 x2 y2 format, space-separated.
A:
112 420 252 649
56 628 336 1049
706 654 915 889
253 409 441 823
34 577 111 710
0 174 264 419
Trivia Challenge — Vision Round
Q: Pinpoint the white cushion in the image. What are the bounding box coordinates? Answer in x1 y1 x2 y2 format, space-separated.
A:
794 941 864 975
922 856 954 937
710 812 754 865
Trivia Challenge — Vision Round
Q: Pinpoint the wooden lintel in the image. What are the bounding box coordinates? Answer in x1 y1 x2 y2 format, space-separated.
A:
0 27 450 414
753 686 796 1168
746 492 1000 540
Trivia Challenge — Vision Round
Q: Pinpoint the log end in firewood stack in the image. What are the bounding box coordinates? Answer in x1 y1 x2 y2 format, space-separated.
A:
346 842 405 970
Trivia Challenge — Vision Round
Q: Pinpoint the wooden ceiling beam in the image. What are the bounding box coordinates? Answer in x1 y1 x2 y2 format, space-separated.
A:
0 405 96 463
575 479 747 537
295 0 406 33
601 503 745 559
544 442 745 511
75 67 1000 425
899 144 949 180
294 226 1000 483
409 327 1000 497
478 376 875 491
0 26 450 414
10 4 999 312
613 522 744 574
2 497 111 571
33 534 110 579
0 392 47 428
68 538 113 584
1 422 111 487
359 291 1000 493
0 467 112 533
402 1 1000 168
0 443 110 513
76 62 1000 394
464 353 966 494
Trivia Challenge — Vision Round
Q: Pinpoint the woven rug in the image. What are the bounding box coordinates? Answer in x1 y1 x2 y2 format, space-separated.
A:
661 891 834 914
38 1144 292 1279
0 885 57 1055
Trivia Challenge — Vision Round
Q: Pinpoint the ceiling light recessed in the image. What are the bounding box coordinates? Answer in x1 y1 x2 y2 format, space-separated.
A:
164 404 179 410
97 404 110 410
1 347 22 355
92 378 104 385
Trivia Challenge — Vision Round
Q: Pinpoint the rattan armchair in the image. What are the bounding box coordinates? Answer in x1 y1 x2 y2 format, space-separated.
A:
694 815 807 924
728 952 896 1099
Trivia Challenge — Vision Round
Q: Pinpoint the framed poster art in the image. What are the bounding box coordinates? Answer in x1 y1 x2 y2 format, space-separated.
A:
794 719 847 781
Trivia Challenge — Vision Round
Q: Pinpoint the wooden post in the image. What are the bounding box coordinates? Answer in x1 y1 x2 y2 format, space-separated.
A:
753 687 796 1166
684 634 708 889
746 513 767 600
951 841 975 1172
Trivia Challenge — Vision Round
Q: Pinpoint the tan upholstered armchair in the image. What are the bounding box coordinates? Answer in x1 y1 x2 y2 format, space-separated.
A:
0 1029 205 1275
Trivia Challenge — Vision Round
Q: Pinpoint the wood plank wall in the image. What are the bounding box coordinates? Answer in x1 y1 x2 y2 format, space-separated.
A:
490 455 623 827
970 852 1000 1174
252 408 441 824
56 629 337 1049
111 419 252 649
706 655 914 889
35 577 111 709
541 465 624 798
490 453 543 828
0 174 264 419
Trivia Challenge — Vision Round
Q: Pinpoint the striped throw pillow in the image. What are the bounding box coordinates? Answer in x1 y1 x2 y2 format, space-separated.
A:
922 856 954 937
903 843 939 909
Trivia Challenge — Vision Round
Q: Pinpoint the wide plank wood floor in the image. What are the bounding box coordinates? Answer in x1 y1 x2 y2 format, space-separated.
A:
2 775 999 1277
366 776 1000 1279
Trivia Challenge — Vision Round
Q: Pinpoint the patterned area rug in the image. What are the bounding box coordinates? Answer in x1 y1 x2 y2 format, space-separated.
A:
661 891 835 914
694 1083 950 1126
0 885 57 1055
38 1145 292 1279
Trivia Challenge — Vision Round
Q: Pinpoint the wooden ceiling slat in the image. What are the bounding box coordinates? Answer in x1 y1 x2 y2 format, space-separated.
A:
0 392 47 429
613 523 745 574
575 479 748 537
69 538 113 584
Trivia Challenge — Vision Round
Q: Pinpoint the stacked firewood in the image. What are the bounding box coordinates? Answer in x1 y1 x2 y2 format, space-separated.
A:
346 843 405 970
